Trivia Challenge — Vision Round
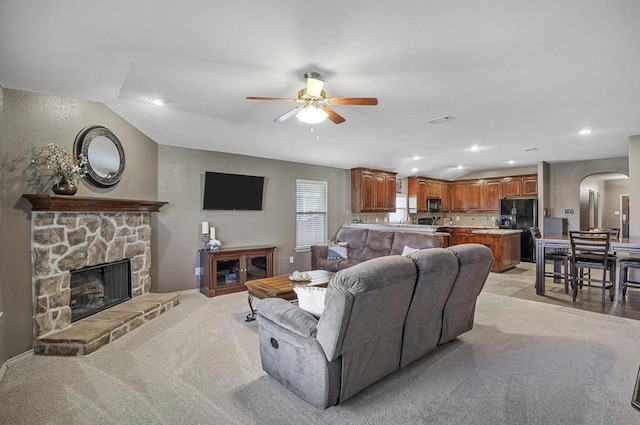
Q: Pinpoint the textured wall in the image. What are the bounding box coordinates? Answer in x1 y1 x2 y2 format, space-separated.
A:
548 157 628 232
156 145 349 293
630 136 640 239
0 89 158 361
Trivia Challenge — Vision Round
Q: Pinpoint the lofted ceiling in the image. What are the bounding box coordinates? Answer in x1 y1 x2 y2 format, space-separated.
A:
1 1 639 179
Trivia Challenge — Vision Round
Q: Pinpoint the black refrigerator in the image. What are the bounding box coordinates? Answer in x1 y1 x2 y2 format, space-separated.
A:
499 198 538 262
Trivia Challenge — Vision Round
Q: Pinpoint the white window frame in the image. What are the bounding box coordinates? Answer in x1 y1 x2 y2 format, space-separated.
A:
388 194 407 223
295 179 328 251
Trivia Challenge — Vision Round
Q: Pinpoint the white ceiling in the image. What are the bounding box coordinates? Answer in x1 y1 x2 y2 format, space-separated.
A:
1 1 639 179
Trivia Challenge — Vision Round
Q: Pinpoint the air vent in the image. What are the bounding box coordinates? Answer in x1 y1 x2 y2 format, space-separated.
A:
524 148 539 152
427 115 455 124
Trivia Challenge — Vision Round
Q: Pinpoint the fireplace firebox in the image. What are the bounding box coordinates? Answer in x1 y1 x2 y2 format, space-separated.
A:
70 259 132 322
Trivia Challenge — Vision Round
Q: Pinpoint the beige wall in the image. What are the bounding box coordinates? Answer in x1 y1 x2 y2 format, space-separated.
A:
603 179 629 229
0 88 158 362
630 136 640 239
155 146 349 293
548 157 629 232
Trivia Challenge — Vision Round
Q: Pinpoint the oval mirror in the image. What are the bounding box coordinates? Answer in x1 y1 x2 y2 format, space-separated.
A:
74 125 125 188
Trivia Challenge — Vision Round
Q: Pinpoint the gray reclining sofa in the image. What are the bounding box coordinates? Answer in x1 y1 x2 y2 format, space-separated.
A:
257 243 493 409
311 226 446 272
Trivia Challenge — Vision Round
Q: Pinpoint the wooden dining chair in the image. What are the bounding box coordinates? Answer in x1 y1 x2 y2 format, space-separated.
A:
569 231 616 307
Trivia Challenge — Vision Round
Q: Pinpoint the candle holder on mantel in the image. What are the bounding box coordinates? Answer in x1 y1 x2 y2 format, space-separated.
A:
201 232 209 250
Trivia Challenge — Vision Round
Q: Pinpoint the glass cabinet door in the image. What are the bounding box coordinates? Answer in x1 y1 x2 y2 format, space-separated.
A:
215 258 241 286
245 255 268 281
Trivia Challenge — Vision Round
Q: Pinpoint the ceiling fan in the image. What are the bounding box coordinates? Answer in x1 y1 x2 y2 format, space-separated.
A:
246 72 378 125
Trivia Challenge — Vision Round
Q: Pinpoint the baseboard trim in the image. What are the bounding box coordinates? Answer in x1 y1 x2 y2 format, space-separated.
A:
6 349 34 367
0 350 34 383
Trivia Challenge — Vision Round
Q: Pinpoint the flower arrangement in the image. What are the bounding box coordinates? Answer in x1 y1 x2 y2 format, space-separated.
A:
32 143 87 185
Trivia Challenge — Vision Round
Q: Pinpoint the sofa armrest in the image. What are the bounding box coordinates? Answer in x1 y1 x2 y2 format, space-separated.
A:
310 245 329 270
257 298 319 337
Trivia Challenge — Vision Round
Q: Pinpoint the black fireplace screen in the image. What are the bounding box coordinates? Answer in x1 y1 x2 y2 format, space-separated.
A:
70 259 132 322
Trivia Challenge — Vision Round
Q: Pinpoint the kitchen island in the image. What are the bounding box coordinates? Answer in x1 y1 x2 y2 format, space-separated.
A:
466 228 522 273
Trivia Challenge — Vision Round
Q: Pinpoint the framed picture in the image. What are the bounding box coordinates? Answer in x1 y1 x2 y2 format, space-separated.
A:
633 364 640 411
396 178 403 193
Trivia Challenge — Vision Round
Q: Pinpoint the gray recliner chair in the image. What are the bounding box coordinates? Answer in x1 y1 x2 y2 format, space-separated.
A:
257 255 417 409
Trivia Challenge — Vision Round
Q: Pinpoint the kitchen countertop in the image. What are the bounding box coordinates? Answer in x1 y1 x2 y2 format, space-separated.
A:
470 229 522 235
343 224 450 235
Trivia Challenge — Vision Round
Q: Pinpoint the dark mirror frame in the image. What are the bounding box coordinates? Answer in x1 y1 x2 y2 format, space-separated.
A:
74 125 125 188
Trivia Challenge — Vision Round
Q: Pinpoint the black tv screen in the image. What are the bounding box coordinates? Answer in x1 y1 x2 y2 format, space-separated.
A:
203 171 264 210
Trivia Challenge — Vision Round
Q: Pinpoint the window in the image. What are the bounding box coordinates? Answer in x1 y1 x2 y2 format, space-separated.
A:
296 179 327 251
388 194 407 223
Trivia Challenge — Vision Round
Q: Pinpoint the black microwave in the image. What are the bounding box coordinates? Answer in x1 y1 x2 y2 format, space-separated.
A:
427 197 441 212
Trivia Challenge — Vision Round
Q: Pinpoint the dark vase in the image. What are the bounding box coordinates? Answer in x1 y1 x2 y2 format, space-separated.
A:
51 180 77 196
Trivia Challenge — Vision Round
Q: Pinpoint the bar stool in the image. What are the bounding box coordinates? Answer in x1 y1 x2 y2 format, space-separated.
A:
529 227 571 293
569 231 616 307
618 257 640 303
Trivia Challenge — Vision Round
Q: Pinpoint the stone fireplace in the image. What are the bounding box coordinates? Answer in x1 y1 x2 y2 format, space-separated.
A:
24 194 175 355
32 211 153 337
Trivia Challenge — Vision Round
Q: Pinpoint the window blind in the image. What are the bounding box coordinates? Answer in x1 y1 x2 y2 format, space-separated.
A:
296 179 327 251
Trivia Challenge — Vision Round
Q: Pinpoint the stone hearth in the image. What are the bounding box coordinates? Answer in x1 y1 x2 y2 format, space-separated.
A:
36 292 180 355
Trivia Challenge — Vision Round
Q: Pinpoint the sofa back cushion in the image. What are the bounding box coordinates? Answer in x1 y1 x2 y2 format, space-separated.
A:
391 231 444 255
401 248 459 367
334 227 369 260
358 230 394 261
316 255 416 401
439 244 494 344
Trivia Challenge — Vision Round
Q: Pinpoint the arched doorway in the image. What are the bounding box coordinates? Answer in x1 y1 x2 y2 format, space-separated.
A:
579 173 629 235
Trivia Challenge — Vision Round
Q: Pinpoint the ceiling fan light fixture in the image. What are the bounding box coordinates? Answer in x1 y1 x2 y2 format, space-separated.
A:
296 105 328 124
305 76 325 97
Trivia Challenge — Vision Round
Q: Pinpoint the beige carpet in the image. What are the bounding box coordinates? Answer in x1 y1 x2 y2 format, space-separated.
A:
1 273 640 424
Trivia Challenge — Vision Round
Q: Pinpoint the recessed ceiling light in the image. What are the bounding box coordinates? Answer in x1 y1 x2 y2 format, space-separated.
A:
427 115 455 124
149 96 168 106
469 145 482 152
578 128 592 135
412 156 421 160
457 165 464 170
411 168 418 172
508 160 515 164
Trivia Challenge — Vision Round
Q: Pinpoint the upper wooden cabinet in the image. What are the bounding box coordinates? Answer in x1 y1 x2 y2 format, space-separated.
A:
351 168 397 213
502 174 537 198
408 177 447 212
449 182 468 212
465 179 501 212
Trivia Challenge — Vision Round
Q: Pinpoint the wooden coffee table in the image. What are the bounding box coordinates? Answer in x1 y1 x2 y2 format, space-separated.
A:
244 270 333 321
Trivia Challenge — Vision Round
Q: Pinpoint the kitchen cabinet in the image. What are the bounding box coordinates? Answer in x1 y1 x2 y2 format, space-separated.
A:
522 175 538 196
351 168 397 213
502 175 537 198
408 177 428 212
450 227 474 245
449 182 468 212
409 177 448 212
440 183 450 211
467 179 501 212
200 245 275 297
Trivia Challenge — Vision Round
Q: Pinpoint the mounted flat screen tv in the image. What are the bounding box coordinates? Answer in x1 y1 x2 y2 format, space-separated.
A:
203 171 265 211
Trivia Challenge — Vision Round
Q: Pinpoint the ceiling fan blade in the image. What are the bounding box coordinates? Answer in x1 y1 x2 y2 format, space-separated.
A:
321 106 346 124
328 97 378 106
246 96 296 102
274 107 301 122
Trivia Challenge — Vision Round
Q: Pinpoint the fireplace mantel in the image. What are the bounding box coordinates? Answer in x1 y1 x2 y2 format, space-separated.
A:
22 194 168 213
